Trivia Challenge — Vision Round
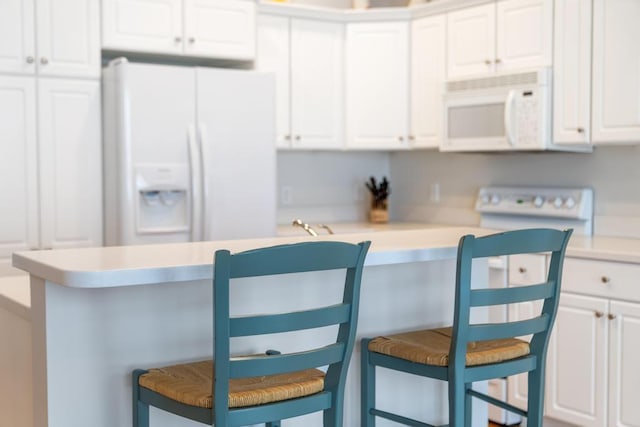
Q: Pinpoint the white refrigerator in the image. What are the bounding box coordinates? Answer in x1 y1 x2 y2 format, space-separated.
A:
102 58 277 245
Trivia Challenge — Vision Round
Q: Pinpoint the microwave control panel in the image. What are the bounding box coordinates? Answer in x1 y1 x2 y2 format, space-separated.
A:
514 90 540 146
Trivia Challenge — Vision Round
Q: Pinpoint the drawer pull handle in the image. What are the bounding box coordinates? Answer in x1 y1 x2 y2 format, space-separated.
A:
601 276 610 284
594 311 604 318
518 267 527 274
608 314 616 320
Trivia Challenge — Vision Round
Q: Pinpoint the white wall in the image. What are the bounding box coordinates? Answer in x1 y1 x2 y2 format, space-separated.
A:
389 146 640 237
277 151 389 224
278 146 640 238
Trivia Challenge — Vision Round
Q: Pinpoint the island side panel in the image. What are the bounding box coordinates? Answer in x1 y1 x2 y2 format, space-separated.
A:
30 259 487 427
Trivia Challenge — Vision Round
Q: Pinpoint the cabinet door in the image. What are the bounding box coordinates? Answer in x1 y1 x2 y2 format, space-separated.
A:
0 0 35 75
609 300 640 427
36 0 100 78
410 14 446 149
346 22 409 149
592 0 640 143
38 79 102 249
184 0 255 60
507 254 547 411
102 0 183 54
553 0 592 144
0 76 38 262
290 19 343 150
496 0 552 72
447 3 495 79
546 293 607 427
256 14 290 149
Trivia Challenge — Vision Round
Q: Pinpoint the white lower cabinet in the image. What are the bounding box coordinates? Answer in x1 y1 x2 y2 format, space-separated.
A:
507 254 547 412
546 257 640 427
0 76 102 264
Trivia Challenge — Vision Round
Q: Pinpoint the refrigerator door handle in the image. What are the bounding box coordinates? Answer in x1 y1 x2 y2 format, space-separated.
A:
198 123 211 240
188 124 203 241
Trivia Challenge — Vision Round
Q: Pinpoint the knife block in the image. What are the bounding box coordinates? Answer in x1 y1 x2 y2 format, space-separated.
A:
369 207 389 223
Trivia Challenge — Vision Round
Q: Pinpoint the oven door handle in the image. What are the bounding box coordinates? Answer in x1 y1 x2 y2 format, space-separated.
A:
504 89 517 146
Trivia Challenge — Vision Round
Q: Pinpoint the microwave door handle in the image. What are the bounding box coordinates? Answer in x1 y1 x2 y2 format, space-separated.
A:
504 89 517 146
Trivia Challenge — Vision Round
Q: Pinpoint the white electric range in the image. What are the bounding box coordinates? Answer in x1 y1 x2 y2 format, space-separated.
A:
475 186 594 425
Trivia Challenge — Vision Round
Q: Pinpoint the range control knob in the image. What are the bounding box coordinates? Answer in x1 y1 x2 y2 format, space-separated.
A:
490 194 501 205
564 196 576 209
481 194 490 205
533 195 545 208
553 197 563 208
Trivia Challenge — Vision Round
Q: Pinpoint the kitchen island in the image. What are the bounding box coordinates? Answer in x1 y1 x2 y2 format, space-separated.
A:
13 227 493 427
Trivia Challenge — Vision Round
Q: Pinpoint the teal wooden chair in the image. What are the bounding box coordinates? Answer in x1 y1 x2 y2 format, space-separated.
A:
361 228 572 427
132 240 370 427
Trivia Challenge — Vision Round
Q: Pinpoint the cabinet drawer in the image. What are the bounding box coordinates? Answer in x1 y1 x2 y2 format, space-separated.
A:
562 258 640 303
509 254 547 285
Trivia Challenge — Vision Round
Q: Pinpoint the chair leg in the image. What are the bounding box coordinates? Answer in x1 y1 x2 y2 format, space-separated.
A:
527 366 546 427
132 369 150 427
464 383 472 427
361 339 376 427
448 377 466 427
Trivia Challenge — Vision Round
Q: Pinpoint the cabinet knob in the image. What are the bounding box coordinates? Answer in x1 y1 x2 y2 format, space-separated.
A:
408 135 416 141
174 36 182 43
295 135 301 141
495 58 502 64
398 136 404 142
594 311 604 318
601 276 611 284
577 127 584 133
485 59 492 65
40 57 48 65
26 56 34 64
284 134 291 141
189 37 195 44
608 313 616 320
518 267 527 274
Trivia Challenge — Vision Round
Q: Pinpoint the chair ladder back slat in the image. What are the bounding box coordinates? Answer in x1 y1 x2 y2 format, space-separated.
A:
468 314 551 342
229 241 366 278
470 281 555 307
471 228 570 258
229 343 345 378
230 303 351 337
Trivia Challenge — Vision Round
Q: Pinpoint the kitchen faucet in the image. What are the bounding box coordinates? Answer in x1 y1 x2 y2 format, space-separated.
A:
292 219 318 236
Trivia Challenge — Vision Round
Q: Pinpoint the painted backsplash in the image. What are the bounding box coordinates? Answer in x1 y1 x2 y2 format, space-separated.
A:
278 145 640 238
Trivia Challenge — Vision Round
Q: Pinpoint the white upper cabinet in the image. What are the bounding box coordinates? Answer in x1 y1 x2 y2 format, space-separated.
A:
0 0 35 75
0 0 99 78
346 21 409 149
103 0 255 61
257 15 344 149
37 79 102 249
553 0 592 145
410 14 446 149
0 76 39 262
496 0 552 71
592 0 640 143
102 0 184 55
447 3 496 79
447 0 552 80
183 0 255 60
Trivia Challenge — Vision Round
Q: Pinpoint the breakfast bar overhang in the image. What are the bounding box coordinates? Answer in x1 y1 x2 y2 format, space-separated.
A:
13 227 492 427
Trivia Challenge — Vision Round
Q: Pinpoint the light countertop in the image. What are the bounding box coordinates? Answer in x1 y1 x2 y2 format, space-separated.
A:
12 226 486 289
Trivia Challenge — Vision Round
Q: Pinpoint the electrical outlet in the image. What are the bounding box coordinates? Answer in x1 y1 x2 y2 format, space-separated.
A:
430 183 440 203
281 186 293 205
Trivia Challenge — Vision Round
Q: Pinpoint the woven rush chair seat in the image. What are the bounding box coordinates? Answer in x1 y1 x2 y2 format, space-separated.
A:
368 327 530 367
139 360 325 408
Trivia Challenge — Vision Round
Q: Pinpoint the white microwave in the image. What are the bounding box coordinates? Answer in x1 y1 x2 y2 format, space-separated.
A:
442 68 590 152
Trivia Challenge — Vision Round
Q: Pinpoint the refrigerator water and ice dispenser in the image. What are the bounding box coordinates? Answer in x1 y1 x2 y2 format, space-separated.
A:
135 165 190 234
